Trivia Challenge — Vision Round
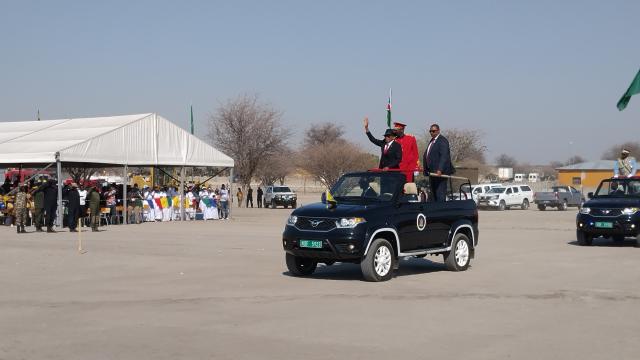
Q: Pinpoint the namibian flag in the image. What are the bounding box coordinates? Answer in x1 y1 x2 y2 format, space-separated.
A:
618 68 640 111
154 198 163 209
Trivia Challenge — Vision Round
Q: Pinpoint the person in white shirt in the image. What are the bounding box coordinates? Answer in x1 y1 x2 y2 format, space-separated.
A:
219 184 229 219
78 185 88 226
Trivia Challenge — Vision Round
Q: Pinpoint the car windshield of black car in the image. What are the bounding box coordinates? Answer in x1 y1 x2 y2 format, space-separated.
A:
594 179 640 197
331 174 401 203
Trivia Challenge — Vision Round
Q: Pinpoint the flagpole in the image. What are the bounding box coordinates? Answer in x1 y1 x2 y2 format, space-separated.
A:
386 88 392 128
190 103 194 135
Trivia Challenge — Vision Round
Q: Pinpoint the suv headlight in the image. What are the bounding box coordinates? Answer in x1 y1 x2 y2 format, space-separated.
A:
579 207 591 214
336 217 366 228
287 215 297 226
622 207 639 215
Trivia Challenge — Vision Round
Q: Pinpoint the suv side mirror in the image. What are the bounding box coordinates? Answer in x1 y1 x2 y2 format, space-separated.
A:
587 192 593 199
321 192 326 204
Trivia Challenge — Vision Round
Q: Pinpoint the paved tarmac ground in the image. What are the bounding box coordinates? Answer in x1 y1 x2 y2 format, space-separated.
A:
1 196 639 360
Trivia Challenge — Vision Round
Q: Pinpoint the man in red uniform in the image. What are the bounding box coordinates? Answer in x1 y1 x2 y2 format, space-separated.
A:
392 122 419 182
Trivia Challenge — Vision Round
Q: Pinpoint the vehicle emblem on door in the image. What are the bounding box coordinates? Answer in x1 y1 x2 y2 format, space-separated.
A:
416 214 427 231
310 219 324 228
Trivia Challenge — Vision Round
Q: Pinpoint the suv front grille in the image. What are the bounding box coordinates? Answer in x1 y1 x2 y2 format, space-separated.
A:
591 208 622 217
295 217 337 231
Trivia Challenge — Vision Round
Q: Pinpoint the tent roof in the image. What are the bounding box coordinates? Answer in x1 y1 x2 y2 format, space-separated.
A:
0 113 234 168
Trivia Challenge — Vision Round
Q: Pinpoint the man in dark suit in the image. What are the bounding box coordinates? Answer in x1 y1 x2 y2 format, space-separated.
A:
364 117 402 169
423 124 454 202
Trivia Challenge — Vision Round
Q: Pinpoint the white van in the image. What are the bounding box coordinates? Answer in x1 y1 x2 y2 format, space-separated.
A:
528 173 539 182
514 174 525 182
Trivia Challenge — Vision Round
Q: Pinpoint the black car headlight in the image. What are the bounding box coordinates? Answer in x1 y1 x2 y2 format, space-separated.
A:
579 207 590 215
335 217 366 228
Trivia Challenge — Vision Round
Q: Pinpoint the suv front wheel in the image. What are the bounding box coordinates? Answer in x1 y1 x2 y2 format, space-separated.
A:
361 238 396 282
286 253 317 276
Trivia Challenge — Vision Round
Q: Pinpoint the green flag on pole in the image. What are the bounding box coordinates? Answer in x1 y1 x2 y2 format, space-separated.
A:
190 104 194 134
386 88 392 128
617 68 640 111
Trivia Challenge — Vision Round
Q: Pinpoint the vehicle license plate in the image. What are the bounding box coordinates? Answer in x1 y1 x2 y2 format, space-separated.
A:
595 222 613 229
300 240 323 248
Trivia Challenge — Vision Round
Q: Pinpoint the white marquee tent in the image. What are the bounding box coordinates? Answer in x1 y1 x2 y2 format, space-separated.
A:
0 113 234 225
0 113 233 167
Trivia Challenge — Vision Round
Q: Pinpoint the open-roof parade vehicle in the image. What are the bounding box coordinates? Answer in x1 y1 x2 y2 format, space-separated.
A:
577 177 640 247
282 170 479 281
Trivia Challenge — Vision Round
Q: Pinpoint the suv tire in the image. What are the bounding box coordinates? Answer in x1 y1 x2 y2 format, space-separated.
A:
444 233 472 271
271 200 276 209
498 200 506 211
521 199 529 210
361 238 395 282
538 204 546 211
285 253 317 276
576 230 593 246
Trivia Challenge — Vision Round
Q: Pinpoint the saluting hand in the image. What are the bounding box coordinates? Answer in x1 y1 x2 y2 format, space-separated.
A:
363 117 369 132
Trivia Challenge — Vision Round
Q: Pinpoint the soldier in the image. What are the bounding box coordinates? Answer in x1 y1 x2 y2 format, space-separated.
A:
31 177 46 232
43 179 58 233
257 187 263 208
66 183 81 232
246 186 254 208
614 148 638 178
236 188 243 208
88 185 101 232
14 185 29 233
392 122 420 182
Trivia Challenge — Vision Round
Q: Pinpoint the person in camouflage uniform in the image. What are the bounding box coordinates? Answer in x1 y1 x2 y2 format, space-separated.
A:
31 177 46 232
15 185 28 234
87 185 101 232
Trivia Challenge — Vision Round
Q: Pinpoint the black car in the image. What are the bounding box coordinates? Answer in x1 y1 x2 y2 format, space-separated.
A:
576 177 640 246
282 171 479 281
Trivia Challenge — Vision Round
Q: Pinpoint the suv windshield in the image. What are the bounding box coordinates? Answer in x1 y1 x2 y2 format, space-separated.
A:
594 179 640 197
488 187 506 194
331 173 403 203
273 187 292 193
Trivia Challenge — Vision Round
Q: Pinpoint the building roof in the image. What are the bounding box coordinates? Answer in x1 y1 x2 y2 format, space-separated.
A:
0 113 234 168
557 160 615 171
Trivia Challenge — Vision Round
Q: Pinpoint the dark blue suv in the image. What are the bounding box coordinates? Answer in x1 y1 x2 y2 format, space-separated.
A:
282 171 479 281
576 177 640 246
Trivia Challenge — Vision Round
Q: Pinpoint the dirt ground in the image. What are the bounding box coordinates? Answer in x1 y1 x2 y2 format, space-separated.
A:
1 195 639 360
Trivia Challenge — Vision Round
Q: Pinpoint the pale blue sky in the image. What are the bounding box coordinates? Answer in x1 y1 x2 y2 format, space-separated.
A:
1 0 639 164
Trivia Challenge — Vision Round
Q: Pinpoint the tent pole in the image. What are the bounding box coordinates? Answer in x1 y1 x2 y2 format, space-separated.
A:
229 168 234 219
180 166 185 221
123 165 128 225
56 153 63 228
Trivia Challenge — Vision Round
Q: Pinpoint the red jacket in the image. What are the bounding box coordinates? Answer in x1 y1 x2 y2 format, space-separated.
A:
395 133 419 179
